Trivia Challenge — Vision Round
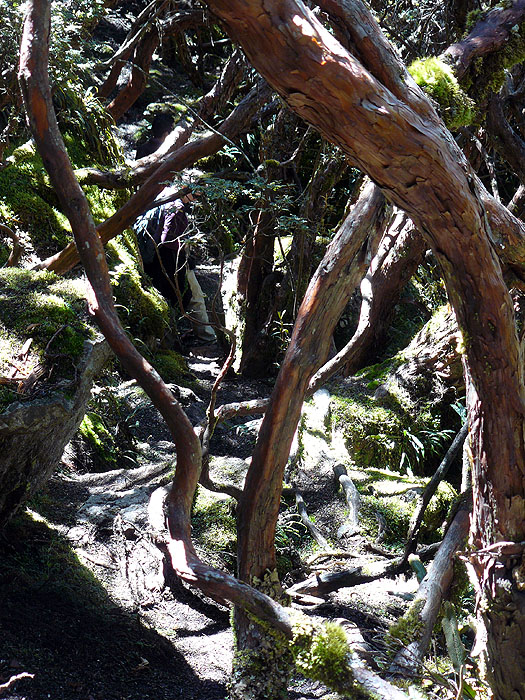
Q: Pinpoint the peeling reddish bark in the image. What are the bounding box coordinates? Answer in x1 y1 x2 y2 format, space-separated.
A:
201 1 525 693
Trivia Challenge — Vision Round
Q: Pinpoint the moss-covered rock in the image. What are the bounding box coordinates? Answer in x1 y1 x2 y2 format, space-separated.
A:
409 57 475 129
151 349 193 386
106 231 173 347
0 268 96 408
78 411 118 471
0 134 125 261
331 385 407 472
0 148 71 257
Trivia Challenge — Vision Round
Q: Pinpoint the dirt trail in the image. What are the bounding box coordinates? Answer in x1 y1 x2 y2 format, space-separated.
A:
0 344 417 700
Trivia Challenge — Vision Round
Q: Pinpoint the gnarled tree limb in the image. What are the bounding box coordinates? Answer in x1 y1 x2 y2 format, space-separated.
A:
37 81 272 274
18 6 412 699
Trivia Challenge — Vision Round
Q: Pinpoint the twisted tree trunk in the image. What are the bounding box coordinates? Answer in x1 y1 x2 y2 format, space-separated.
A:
202 2 525 696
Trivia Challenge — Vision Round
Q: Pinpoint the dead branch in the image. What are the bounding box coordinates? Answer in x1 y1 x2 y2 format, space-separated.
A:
0 223 23 266
287 560 399 598
294 490 333 550
402 422 468 564
389 494 472 677
333 463 360 538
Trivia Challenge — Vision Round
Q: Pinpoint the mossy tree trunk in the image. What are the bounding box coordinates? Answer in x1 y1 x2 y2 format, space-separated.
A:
201 1 525 696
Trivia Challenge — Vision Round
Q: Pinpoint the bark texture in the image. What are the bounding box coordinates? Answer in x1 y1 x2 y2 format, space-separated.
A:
201 2 525 694
17 6 413 699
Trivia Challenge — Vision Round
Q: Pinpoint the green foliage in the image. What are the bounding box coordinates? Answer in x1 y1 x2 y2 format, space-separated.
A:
57 90 121 166
331 381 452 478
194 175 308 255
409 57 475 129
0 0 113 155
408 553 427 583
441 601 465 673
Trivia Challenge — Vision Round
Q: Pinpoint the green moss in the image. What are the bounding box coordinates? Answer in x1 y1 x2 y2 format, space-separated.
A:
464 9 486 34
0 151 71 256
386 598 425 654
422 481 458 535
191 488 236 569
152 350 193 386
360 492 412 547
0 132 125 260
458 19 525 104
331 388 406 471
409 57 475 129
290 613 353 691
106 232 172 346
230 632 292 700
78 411 117 469
0 269 96 399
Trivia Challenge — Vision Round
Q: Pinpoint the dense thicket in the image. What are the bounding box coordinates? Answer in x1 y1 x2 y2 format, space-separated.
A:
3 0 525 698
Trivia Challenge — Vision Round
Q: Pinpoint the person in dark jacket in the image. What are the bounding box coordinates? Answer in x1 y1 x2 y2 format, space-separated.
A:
142 187 216 344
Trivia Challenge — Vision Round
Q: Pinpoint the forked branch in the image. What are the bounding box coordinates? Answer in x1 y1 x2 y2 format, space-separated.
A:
18 4 411 698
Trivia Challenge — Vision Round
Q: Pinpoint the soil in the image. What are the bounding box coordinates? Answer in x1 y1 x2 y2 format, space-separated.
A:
0 339 425 700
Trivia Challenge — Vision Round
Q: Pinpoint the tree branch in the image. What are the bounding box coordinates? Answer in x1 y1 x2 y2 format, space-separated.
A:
37 81 272 275
443 1 525 81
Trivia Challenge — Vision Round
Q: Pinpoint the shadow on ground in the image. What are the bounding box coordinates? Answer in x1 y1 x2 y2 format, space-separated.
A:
0 513 226 700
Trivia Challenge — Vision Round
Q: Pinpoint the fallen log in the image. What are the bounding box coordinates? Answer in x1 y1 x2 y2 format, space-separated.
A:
295 490 333 550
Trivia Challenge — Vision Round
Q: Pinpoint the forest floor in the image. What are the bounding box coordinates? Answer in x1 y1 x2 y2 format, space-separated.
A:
0 329 434 700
